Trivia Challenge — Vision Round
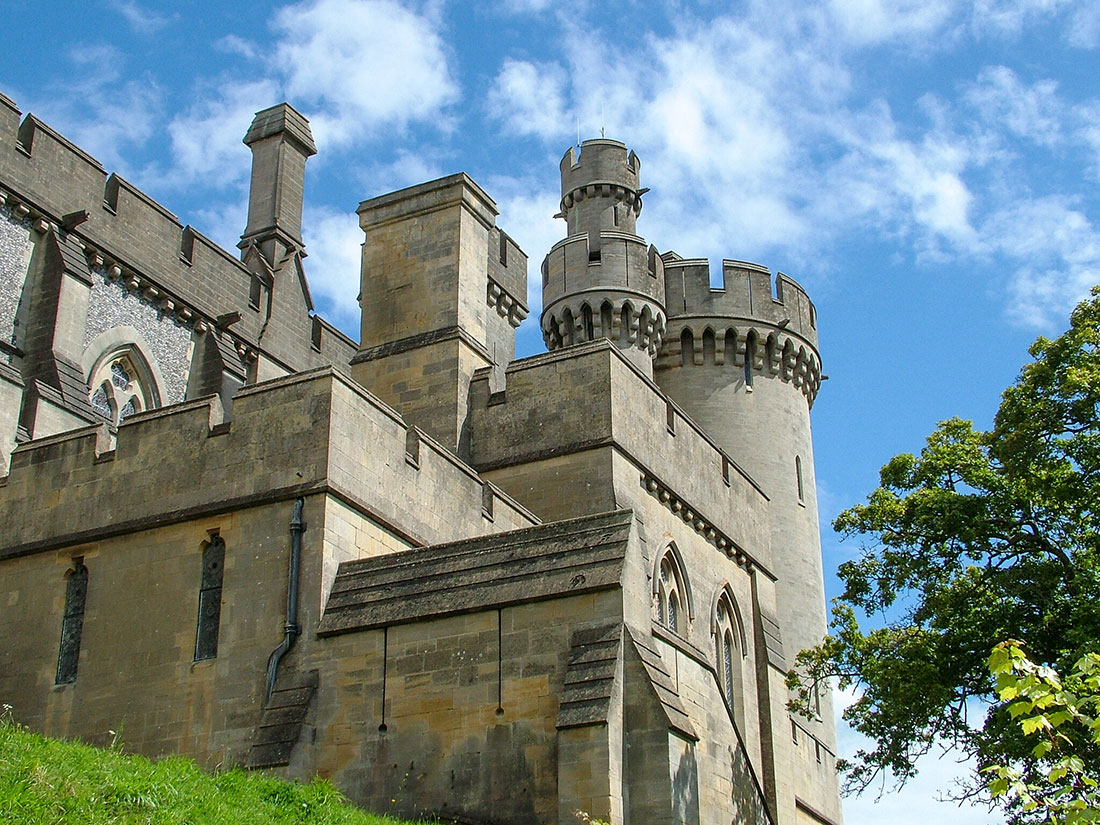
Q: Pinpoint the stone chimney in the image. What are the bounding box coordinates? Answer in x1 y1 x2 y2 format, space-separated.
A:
239 103 316 265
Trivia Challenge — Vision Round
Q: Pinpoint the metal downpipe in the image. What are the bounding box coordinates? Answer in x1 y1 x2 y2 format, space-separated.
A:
264 497 304 702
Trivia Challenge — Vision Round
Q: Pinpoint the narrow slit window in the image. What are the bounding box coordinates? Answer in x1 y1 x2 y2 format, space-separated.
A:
743 333 756 387
796 455 804 503
56 559 88 685
195 536 226 661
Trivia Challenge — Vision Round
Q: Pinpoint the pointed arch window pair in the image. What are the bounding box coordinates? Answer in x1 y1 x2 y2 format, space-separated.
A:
88 350 156 426
657 556 683 633
655 547 692 637
714 590 746 721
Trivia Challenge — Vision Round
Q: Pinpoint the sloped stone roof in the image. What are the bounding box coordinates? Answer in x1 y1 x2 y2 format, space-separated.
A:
556 622 622 729
627 627 697 740
318 509 634 636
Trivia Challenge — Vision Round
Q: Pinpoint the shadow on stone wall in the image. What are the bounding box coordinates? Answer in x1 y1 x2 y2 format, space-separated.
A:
730 745 770 825
671 742 700 825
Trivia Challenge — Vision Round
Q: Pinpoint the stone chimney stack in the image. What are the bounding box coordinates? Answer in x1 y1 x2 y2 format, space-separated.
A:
239 103 316 264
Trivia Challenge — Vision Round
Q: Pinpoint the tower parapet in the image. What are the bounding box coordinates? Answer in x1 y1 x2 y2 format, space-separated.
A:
659 257 821 405
540 140 665 375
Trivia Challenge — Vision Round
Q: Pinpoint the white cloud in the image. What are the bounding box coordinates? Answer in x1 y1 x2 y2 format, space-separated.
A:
1067 0 1100 47
826 0 957 45
497 0 557 12
488 59 571 141
271 0 459 147
146 0 460 194
22 44 163 176
214 34 260 60
302 206 364 335
109 1 176 35
964 66 1065 148
971 0 1075 35
163 79 280 188
979 197 1100 326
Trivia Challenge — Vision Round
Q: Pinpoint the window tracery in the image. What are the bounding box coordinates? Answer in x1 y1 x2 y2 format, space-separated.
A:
715 592 745 721
654 549 689 636
88 351 154 425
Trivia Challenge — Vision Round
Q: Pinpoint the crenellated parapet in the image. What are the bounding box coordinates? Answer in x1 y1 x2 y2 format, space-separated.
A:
0 96 356 374
541 234 666 355
659 256 821 405
541 140 665 372
0 367 538 559
557 139 646 238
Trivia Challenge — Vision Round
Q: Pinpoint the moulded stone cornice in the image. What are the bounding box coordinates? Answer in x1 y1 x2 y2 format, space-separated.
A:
639 471 772 579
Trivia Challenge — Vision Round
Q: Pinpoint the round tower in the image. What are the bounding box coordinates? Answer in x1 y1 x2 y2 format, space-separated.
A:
653 258 834 752
540 139 666 375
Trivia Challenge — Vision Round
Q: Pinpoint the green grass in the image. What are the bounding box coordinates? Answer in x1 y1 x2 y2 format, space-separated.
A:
0 711 422 825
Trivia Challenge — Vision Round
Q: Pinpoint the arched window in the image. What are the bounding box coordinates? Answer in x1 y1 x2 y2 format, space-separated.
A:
714 591 745 722
56 559 88 685
195 535 226 661
88 350 156 426
653 547 691 637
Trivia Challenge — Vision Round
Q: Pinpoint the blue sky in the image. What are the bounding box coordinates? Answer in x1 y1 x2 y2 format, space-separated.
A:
4 0 1099 821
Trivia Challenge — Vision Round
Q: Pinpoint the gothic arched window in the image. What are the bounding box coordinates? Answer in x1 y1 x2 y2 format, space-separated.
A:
715 592 745 722
88 350 155 426
654 548 690 637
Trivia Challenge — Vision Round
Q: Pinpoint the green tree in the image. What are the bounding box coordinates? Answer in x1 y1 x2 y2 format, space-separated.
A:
985 641 1100 824
790 287 1100 816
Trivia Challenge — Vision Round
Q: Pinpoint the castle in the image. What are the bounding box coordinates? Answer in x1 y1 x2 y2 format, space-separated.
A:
0 91 842 825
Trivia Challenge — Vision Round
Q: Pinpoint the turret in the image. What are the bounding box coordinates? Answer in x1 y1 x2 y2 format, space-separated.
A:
654 256 840 824
239 103 316 264
540 140 665 376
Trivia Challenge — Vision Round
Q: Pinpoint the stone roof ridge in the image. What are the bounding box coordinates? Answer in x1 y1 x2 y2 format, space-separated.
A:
336 508 633 576
317 509 635 637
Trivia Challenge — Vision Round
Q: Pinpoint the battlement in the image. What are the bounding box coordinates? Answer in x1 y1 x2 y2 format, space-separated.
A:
468 340 773 575
663 256 818 348
560 139 641 197
0 367 537 560
0 95 356 371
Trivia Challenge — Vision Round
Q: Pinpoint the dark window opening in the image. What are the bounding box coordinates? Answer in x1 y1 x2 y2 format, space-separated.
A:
56 559 88 685
743 333 756 387
796 455 805 503
195 536 225 661
582 305 594 341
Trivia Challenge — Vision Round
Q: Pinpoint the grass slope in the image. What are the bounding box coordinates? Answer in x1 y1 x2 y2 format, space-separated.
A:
0 715 421 825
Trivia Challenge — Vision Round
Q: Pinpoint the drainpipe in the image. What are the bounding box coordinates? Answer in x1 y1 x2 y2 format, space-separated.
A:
265 497 304 702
